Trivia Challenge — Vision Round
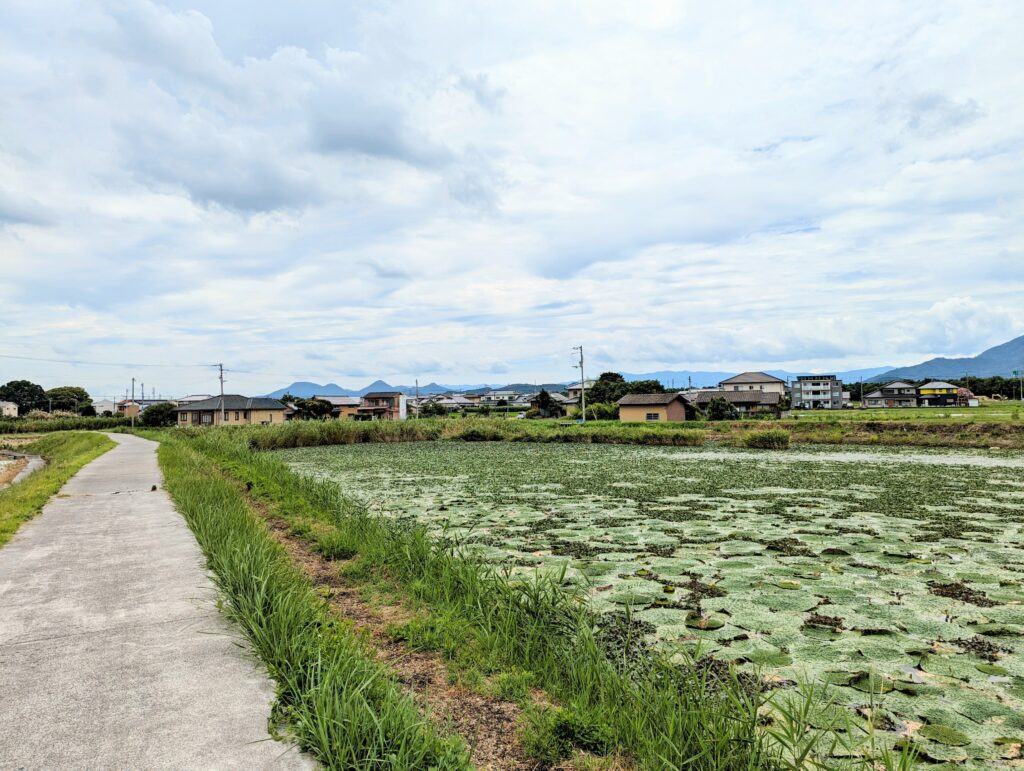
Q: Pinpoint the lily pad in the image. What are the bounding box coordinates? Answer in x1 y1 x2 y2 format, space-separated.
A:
918 724 971 746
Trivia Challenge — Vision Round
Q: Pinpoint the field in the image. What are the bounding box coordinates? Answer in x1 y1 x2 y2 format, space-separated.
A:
790 402 1024 423
280 441 1024 767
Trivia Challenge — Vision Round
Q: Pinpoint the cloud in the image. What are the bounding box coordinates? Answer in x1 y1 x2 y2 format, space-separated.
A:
1 1 1022 394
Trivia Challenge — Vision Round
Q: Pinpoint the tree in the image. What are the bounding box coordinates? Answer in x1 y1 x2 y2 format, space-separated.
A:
139 402 177 427
586 372 667 405
705 396 739 421
44 386 91 414
536 389 553 415
293 397 334 420
0 380 46 416
420 402 447 417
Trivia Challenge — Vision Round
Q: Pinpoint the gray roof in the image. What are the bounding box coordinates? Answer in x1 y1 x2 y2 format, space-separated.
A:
882 381 915 389
363 392 401 399
313 395 361 406
172 395 285 412
693 390 781 405
919 381 957 389
617 393 686 406
719 372 786 385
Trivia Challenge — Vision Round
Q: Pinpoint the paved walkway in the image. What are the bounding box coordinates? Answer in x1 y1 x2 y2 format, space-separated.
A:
0 433 313 769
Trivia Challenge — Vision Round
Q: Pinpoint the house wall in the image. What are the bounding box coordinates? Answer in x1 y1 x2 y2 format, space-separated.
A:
724 382 786 394
0 401 17 418
178 409 285 426
619 401 687 422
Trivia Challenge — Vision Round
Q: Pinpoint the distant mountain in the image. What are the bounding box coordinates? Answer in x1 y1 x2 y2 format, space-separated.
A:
263 380 502 399
871 335 1024 382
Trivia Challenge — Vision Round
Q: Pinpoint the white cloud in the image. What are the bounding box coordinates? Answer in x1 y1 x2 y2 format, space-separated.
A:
0 0 1022 395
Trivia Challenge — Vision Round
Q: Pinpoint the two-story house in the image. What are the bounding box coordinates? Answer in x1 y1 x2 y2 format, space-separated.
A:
356 392 407 420
862 381 918 408
917 381 959 407
718 372 787 394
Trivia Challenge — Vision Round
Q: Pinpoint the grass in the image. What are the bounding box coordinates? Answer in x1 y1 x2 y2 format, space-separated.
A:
0 415 130 434
155 433 470 770
0 432 115 547
139 426 923 769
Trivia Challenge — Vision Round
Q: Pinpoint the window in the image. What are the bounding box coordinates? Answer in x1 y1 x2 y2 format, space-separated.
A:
179 412 186 422
645 412 660 421
235 411 240 420
244 411 249 420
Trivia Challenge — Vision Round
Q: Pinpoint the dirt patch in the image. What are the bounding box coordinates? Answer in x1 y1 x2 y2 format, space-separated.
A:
259 513 539 769
952 635 1013 662
927 580 999 608
0 457 28 487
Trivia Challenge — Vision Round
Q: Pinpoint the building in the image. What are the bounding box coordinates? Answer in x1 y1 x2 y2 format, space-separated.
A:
917 381 959 407
792 375 846 410
116 398 171 417
718 372 787 394
91 398 117 416
693 389 783 416
566 380 595 402
528 391 573 417
861 381 918 408
432 395 475 412
0 401 17 418
172 395 287 426
356 392 407 420
618 393 691 422
313 395 362 419
480 390 517 404
175 394 214 404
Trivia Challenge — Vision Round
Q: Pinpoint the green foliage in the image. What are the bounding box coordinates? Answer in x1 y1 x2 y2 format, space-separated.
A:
155 436 470 769
588 372 667 405
290 397 334 420
522 706 614 763
0 380 46 415
0 432 115 547
0 415 129 433
706 396 740 421
139 401 177 427
43 386 91 413
741 429 791 449
419 401 448 417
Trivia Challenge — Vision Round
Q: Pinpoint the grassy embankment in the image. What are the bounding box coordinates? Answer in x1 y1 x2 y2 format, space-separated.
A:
0 416 130 434
148 424 915 769
0 432 115 547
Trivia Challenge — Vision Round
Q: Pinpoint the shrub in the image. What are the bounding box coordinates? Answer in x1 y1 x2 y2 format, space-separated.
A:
741 429 791 449
705 397 739 421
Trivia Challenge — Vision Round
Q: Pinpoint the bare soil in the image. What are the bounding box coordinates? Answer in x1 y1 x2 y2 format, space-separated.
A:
0 457 28 487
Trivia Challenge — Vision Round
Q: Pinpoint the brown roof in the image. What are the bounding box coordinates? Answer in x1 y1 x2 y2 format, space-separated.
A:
617 393 686 406
363 392 401 399
693 390 781 405
719 372 786 385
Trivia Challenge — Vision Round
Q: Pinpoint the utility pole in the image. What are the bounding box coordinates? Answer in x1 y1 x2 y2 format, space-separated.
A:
415 378 420 419
131 377 135 428
573 345 586 423
218 363 226 424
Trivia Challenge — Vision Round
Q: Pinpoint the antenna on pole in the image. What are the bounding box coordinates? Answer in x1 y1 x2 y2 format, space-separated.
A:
218 363 226 425
572 345 586 423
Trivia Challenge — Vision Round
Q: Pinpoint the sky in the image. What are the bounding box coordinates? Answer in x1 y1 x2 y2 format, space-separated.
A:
1 1 1023 399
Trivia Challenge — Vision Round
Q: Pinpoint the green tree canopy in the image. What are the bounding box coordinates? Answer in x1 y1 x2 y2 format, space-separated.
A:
139 401 177 427
705 396 739 421
44 386 91 413
0 380 46 415
292 397 334 420
587 372 666 405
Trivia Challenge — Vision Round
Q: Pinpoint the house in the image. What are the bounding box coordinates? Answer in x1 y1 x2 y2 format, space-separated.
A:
792 375 846 410
861 381 918 408
529 391 573 417
175 394 213 404
917 381 959 407
692 389 783 416
313 395 362 419
566 380 595 402
91 398 117 416
116 398 171 417
719 372 787 394
172 395 287 426
480 390 517 404
356 392 407 420
0 401 17 418
433 395 475 412
618 393 691 422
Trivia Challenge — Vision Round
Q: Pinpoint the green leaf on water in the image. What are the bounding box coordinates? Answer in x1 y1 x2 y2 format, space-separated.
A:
918 724 971 746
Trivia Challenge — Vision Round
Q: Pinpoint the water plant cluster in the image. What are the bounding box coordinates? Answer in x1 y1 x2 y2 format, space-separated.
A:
278 441 1024 767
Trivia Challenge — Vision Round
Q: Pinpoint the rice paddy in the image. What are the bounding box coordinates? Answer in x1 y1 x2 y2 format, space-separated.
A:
279 442 1024 767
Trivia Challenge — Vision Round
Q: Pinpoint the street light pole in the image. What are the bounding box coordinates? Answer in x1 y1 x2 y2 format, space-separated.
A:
573 345 586 423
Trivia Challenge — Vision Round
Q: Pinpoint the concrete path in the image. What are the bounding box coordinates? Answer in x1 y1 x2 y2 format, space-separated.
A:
0 433 313 769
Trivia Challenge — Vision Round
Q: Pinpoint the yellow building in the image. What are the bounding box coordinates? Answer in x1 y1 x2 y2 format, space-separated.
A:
173 395 287 427
618 393 691 422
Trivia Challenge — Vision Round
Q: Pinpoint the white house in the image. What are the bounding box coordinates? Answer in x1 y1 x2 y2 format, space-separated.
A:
1 401 18 418
91 398 116 415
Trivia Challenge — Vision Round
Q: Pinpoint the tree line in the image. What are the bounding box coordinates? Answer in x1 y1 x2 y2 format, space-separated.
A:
0 380 97 416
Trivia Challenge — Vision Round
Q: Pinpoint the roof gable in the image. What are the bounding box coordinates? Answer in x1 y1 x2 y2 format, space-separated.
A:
719 371 785 385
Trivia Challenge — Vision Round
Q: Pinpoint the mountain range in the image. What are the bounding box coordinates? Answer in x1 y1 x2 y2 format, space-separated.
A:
262 335 1024 398
869 334 1024 382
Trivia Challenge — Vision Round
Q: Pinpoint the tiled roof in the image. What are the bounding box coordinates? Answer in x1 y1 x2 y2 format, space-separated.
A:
719 372 785 385
172 395 285 412
693 390 781 405
617 393 686 406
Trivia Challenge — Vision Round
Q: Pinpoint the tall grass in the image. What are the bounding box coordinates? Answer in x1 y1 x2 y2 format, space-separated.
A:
0 432 115 547
157 435 469 770
0 415 129 434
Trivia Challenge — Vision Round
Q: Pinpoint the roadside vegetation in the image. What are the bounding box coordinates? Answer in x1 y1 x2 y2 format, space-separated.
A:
0 432 115 547
142 425 920 769
0 415 129 434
